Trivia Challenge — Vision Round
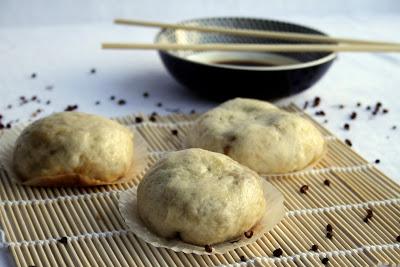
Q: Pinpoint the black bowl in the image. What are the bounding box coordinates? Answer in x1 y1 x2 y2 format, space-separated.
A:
155 17 336 101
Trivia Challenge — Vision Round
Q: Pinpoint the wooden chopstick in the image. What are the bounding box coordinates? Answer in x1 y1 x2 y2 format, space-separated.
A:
102 43 400 53
114 18 400 46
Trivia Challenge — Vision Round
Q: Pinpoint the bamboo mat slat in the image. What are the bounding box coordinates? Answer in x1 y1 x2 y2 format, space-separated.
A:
0 105 399 267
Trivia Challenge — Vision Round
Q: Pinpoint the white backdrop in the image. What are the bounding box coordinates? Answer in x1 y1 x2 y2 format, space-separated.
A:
1 0 400 26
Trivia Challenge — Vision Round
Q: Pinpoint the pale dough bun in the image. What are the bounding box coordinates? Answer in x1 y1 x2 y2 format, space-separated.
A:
186 98 325 174
13 112 135 186
137 148 266 246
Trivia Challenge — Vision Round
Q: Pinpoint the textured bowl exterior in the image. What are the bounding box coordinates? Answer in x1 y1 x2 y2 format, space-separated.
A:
155 17 336 101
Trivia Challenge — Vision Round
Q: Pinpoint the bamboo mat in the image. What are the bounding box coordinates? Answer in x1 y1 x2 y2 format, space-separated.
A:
0 104 399 267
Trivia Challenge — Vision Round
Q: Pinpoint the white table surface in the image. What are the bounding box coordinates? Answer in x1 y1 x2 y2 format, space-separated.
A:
0 13 399 267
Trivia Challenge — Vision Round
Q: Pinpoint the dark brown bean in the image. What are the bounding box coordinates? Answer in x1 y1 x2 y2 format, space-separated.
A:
312 97 321 107
240 255 246 262
204 245 212 253
64 105 78 112
366 209 373 217
117 99 126 105
171 129 178 136
374 159 380 164
344 123 350 130
326 224 333 232
345 139 352 146
244 230 253 238
373 102 382 115
272 248 283 257
324 179 331 186
326 232 333 239
350 112 357 120
300 185 309 194
135 117 143 123
310 244 319 252
58 237 68 245
321 257 329 265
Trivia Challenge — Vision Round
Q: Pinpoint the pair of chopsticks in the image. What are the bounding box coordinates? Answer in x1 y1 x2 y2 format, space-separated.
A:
102 18 400 53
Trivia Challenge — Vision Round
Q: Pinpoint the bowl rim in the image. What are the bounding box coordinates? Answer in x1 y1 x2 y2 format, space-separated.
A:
155 16 337 71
